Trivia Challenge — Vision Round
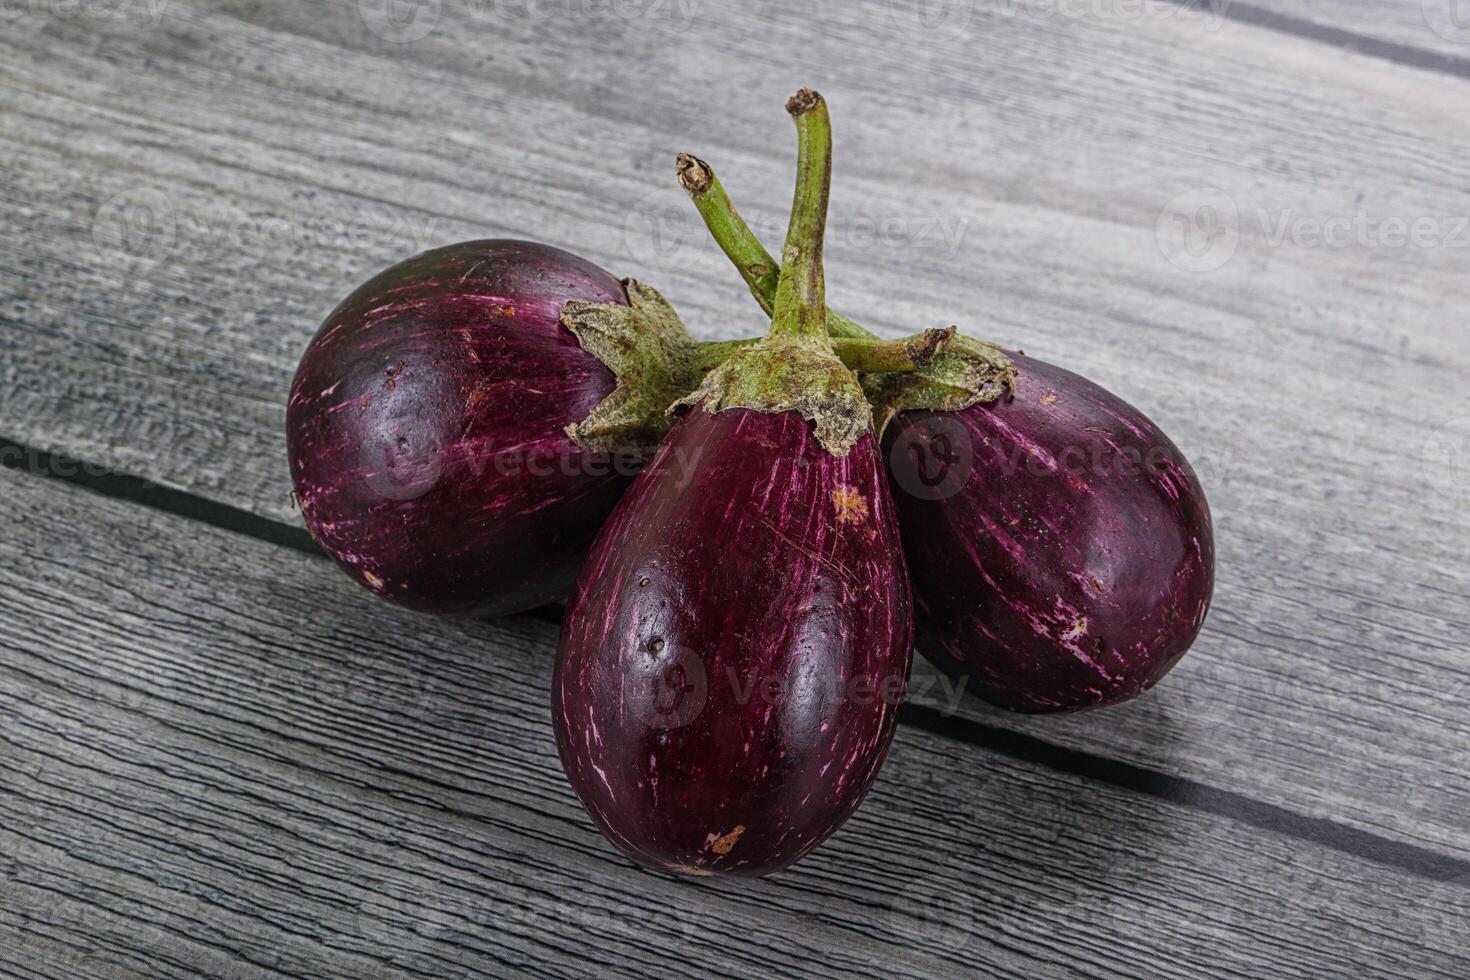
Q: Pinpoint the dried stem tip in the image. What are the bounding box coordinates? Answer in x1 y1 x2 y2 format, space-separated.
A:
786 87 822 116
676 153 713 196
912 326 957 365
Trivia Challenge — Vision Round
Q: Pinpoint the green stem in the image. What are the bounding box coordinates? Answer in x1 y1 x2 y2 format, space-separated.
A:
693 328 953 376
690 337 759 373
679 153 872 341
767 89 832 346
834 328 954 372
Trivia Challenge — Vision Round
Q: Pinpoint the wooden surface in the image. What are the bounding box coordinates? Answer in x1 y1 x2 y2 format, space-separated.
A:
1 1 1467 976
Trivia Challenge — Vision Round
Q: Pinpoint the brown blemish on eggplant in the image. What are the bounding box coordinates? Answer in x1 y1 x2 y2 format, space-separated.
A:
831 485 869 525
490 304 516 318
673 865 715 877
466 381 493 409
707 826 746 855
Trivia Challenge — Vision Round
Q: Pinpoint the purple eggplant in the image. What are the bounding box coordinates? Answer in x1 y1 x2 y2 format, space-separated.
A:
555 409 909 875
680 154 1215 713
553 90 912 876
885 355 1215 712
286 240 636 617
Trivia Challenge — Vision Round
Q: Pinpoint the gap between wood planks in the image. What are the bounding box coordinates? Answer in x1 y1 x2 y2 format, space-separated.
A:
1164 0 1470 80
3 432 1466 888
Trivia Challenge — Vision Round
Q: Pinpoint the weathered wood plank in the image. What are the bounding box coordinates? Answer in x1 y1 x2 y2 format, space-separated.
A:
0 0 1467 882
1 465 1467 978
1218 0 1470 67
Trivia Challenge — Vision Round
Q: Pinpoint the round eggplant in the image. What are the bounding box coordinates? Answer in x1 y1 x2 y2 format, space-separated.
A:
286 239 632 617
885 354 1215 712
554 409 910 875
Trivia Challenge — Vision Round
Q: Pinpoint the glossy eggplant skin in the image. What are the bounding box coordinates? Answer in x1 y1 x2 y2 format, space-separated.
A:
554 408 912 876
885 354 1214 713
287 240 631 617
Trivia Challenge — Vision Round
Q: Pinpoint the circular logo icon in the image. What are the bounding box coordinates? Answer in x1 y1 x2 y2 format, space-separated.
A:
358 0 442 42
1422 0 1470 42
886 0 975 41
886 874 975 949
628 642 707 730
622 187 709 273
357 417 446 502
1155 187 1239 273
93 186 177 267
1422 416 1470 500
888 415 975 501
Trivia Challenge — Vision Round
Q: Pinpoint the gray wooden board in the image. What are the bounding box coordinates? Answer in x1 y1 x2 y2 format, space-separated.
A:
1 465 1468 979
0 0 1468 973
1215 0 1470 66
3 0 1468 868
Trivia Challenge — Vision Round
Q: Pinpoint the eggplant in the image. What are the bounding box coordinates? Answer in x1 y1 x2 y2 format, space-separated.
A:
885 355 1214 712
553 91 912 876
554 408 909 874
288 240 638 617
679 154 1215 712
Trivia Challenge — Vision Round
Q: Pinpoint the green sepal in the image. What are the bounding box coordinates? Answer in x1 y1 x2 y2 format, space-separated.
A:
862 335 1018 436
674 341 871 457
562 279 704 456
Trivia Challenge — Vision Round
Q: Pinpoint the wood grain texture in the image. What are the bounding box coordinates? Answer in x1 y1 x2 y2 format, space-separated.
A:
1220 0 1470 66
1 464 1467 979
0 0 1467 965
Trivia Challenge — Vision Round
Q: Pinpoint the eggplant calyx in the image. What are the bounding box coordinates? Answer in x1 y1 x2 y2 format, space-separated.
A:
675 150 1017 428
674 89 869 458
862 335 1018 436
673 341 870 457
562 278 704 456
